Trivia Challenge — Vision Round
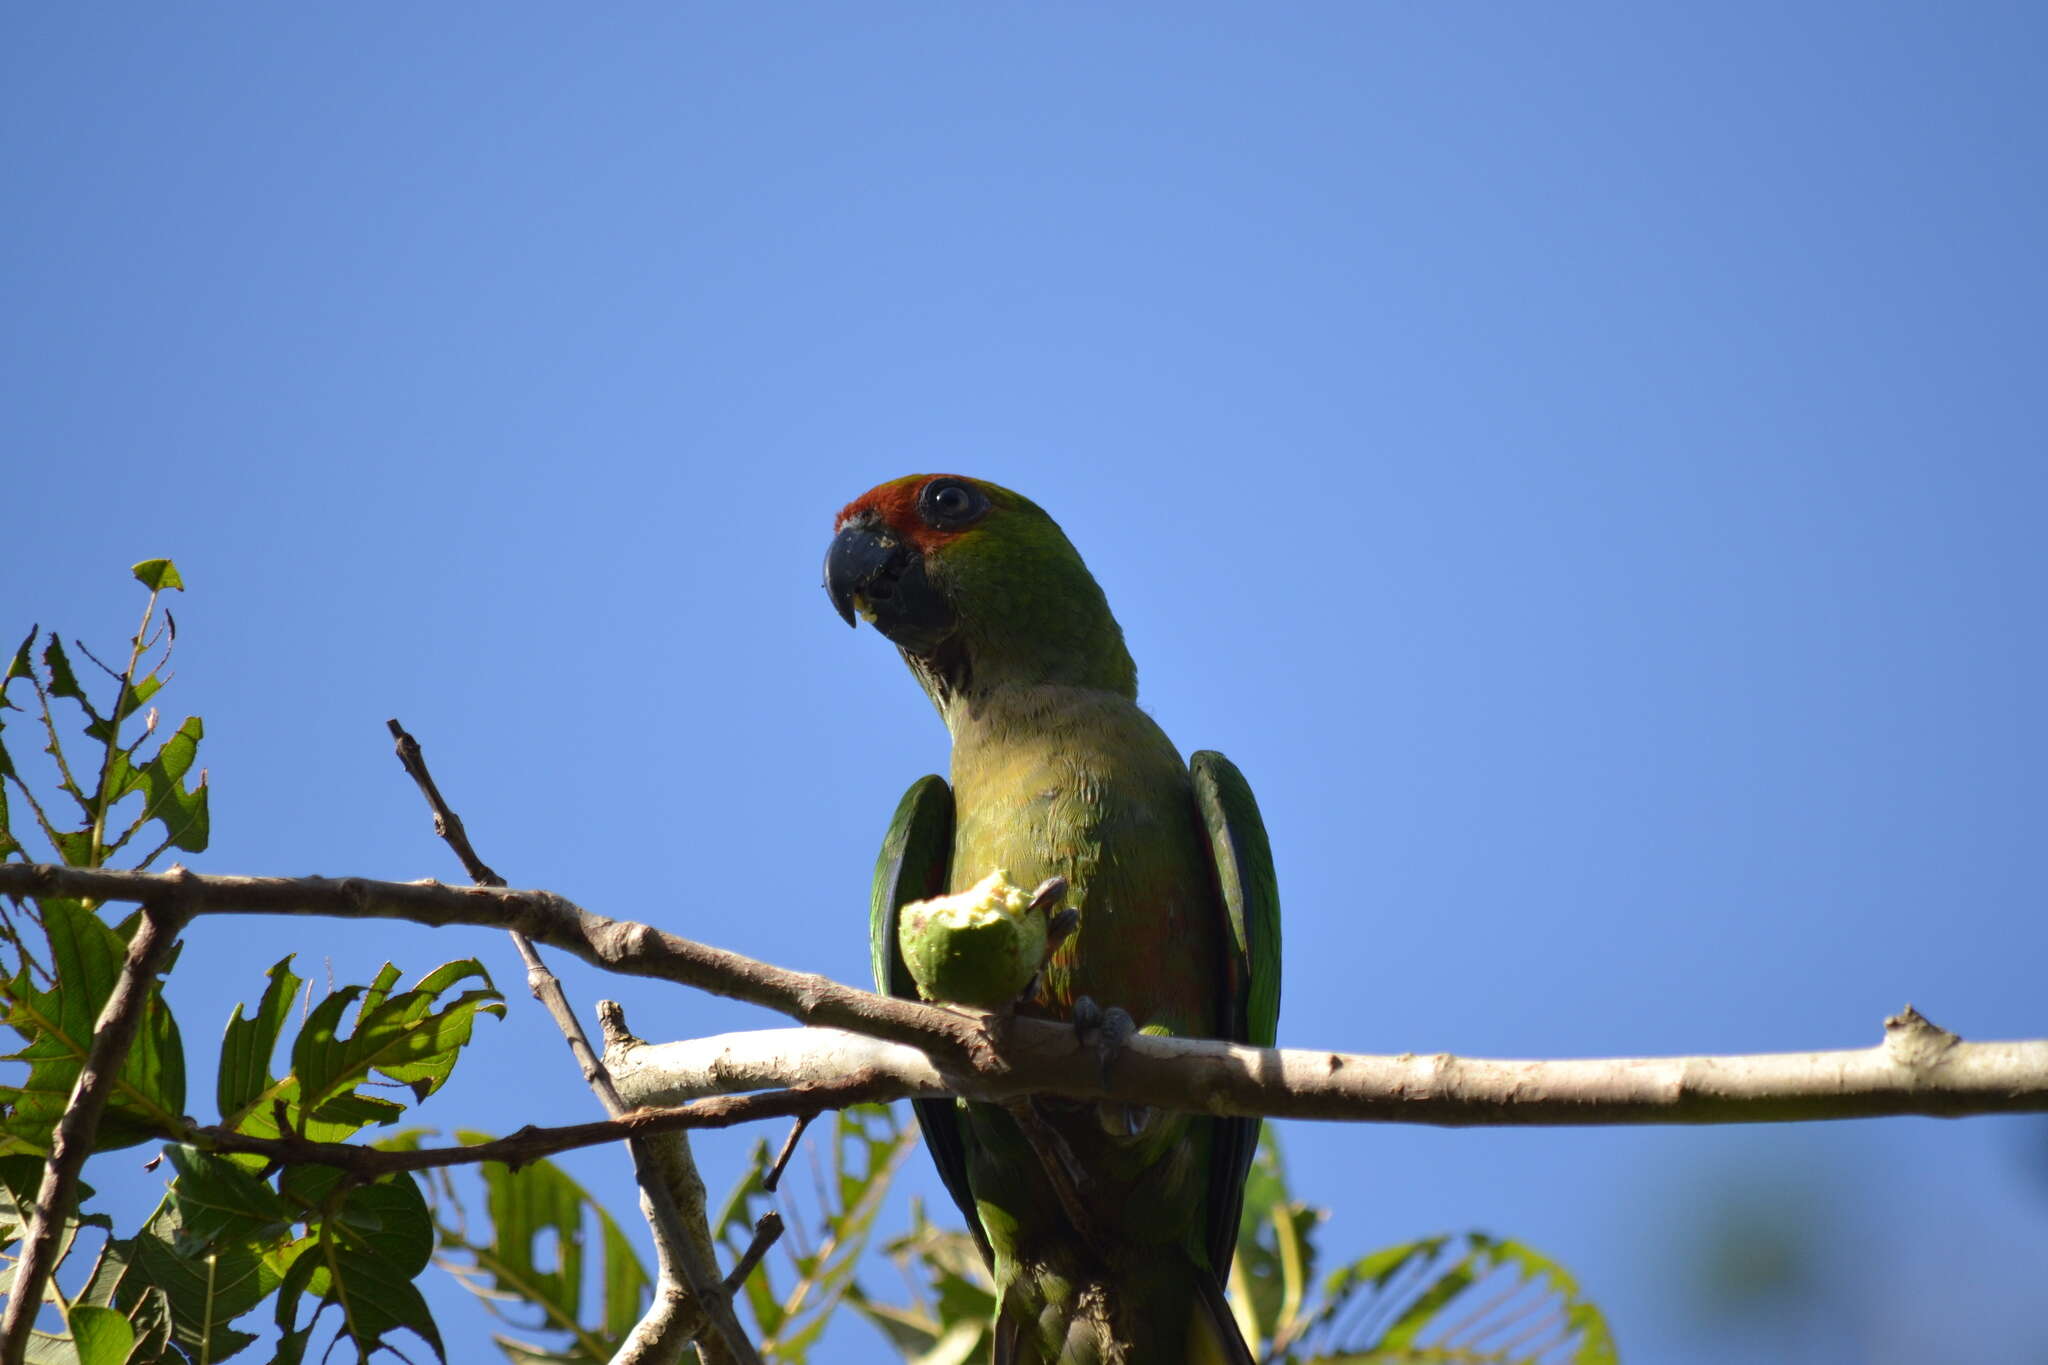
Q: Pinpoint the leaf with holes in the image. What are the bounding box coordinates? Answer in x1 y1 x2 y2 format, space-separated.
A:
103 715 208 858
760 1104 918 1361
418 1131 652 1365
290 961 504 1123
218 960 502 1151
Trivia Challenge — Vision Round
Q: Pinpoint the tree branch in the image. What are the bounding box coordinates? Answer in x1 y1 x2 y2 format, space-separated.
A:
0 894 191 1365
383 719 755 1365
3 864 2045 1128
604 1012 2048 1128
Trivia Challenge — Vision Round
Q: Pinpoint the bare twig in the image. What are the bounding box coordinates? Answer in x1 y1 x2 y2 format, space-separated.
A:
384 720 503 886
179 1072 894 1178
723 1213 785 1294
0 892 191 1365
764 1116 813 1194
2 864 2046 1129
384 720 756 1365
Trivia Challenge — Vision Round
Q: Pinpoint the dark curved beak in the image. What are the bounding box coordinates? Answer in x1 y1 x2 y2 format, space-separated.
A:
824 522 895 628
823 521 955 654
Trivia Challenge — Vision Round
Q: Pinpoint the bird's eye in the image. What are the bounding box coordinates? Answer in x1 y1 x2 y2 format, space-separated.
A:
918 478 988 528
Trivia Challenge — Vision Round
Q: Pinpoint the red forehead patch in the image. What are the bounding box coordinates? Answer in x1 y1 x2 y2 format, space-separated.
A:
835 474 982 549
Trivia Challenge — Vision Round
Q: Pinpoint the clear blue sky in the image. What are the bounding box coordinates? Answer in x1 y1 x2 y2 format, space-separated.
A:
6 5 2045 1361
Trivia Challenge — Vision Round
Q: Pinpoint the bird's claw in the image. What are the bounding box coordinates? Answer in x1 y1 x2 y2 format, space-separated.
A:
1026 876 1069 918
1018 879 1078 1008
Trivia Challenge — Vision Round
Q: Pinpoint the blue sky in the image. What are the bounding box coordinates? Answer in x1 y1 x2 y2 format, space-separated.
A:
5 4 2046 1361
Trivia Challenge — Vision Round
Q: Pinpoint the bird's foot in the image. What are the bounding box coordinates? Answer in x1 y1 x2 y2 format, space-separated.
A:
1070 995 1137 1083
1072 996 1158 1137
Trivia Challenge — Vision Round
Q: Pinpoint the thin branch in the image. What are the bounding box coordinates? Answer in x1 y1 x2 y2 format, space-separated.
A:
3 864 2048 1128
384 720 504 887
722 1213 785 1295
180 1072 894 1177
87 589 163 862
763 1117 812 1195
0 861 985 1062
384 719 756 1365
0 890 191 1365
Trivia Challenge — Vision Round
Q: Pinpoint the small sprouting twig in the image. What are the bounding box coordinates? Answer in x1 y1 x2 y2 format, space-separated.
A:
723 1213 785 1294
764 1115 813 1194
385 719 759 1365
0 892 191 1365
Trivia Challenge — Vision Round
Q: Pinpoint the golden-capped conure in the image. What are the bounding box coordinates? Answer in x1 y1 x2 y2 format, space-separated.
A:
825 475 1281 1365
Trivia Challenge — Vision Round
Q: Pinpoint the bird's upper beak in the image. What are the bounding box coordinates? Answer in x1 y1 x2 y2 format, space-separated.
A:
824 519 955 655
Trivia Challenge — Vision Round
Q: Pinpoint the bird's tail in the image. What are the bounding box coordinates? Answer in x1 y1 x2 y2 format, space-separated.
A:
989 1266 1256 1364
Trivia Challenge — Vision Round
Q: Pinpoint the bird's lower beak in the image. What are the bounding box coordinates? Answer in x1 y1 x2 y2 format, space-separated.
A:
823 522 955 654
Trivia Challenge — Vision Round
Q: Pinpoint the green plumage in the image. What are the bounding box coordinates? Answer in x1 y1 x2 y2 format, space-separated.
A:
840 476 1281 1365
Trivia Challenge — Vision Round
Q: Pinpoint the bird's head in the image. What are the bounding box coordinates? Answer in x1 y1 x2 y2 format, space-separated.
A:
824 474 1136 707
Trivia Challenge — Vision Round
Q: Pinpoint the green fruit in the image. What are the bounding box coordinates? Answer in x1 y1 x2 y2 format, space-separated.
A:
897 870 1048 1008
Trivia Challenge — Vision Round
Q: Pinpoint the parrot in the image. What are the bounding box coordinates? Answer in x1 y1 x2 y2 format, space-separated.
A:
824 474 1281 1365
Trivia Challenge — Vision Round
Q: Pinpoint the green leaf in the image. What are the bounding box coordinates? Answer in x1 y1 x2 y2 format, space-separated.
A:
216 956 302 1121
46 829 95 868
1 626 34 698
63 1306 134 1365
288 960 504 1131
0 898 185 1155
161 1144 294 1248
74 1238 177 1363
859 1195 997 1364
84 676 163 748
130 561 185 593
107 717 208 857
104 1195 280 1363
216 961 500 1155
758 1104 918 1360
40 635 90 706
1304 1231 1616 1365
289 1176 445 1363
425 1132 651 1363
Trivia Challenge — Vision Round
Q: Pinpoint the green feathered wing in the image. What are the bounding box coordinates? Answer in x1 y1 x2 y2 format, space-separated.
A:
1190 750 1283 1279
868 774 989 1263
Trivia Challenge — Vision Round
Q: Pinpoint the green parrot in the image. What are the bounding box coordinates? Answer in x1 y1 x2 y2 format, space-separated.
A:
825 474 1281 1365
